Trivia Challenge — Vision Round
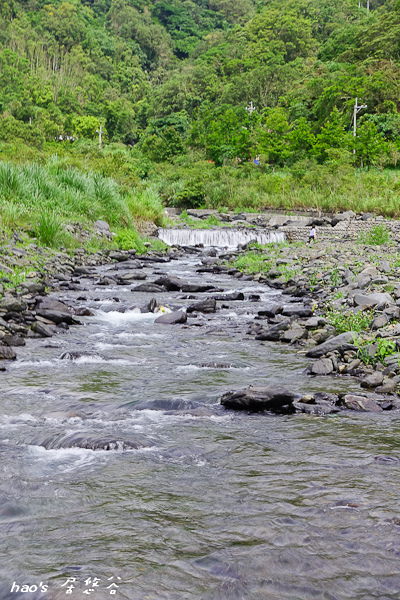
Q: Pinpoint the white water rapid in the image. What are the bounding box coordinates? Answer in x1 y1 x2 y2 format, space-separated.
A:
158 227 285 247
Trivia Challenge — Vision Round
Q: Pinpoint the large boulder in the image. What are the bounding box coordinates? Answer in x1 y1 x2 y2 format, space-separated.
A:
221 386 295 412
354 292 393 307
0 345 17 359
360 371 384 388
154 275 187 291
1 297 27 313
187 298 216 313
331 211 356 226
36 309 74 325
306 331 357 358
282 305 313 318
155 310 187 324
37 297 71 312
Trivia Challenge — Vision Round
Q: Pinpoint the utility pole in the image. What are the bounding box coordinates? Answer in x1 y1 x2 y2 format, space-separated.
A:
96 125 103 150
353 97 367 154
245 101 256 116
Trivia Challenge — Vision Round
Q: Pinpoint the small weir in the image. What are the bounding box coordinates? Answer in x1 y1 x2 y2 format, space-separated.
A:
158 227 285 247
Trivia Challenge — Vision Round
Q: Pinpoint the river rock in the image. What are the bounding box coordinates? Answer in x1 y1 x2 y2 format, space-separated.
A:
304 316 326 329
342 394 383 412
2 335 25 346
187 298 216 313
371 314 389 330
36 309 74 325
22 281 45 294
97 276 117 286
181 283 220 293
293 401 338 415
309 357 334 375
221 386 295 412
0 345 16 359
258 305 283 318
306 331 357 358
360 371 384 388
154 275 187 291
109 251 129 262
375 379 397 394
131 283 167 293
212 292 245 301
155 310 187 324
94 219 110 233
331 210 356 226
74 266 95 275
354 292 393 307
282 305 312 318
1 297 27 313
75 307 95 316
255 319 291 341
281 328 307 343
117 272 147 283
32 321 54 337
37 297 71 312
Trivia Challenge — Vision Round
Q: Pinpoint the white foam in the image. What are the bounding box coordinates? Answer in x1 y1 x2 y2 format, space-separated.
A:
94 310 160 324
28 445 100 471
9 360 54 369
116 332 166 339
0 413 38 427
158 228 286 248
95 342 131 351
68 355 132 365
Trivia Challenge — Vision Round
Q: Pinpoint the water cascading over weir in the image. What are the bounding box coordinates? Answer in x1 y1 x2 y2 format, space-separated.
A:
157 228 285 248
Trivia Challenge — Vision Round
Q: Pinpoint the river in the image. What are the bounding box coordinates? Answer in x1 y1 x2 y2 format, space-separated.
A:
1 251 400 600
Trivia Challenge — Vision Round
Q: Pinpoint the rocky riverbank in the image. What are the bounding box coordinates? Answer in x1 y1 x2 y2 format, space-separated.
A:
4 210 400 418
198 211 400 414
0 223 170 360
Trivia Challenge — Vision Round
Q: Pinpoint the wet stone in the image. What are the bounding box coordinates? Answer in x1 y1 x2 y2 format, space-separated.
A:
281 328 307 343
343 394 383 413
0 345 17 360
221 386 295 412
155 310 187 325
309 357 334 376
360 371 384 389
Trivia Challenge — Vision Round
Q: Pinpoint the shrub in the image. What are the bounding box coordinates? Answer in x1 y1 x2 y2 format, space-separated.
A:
358 224 390 245
325 306 375 333
114 229 146 253
34 211 63 247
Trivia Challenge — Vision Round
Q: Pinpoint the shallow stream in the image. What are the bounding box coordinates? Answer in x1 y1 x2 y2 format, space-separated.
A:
1 253 400 600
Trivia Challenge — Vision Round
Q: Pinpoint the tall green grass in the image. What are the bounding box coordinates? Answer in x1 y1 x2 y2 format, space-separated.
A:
2 142 400 219
0 160 132 227
0 159 166 245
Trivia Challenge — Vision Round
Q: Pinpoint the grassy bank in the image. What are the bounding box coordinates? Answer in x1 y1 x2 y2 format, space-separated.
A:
2 141 400 218
0 157 166 251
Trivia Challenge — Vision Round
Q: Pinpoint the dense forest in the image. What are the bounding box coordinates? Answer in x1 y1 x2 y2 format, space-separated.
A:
1 0 400 216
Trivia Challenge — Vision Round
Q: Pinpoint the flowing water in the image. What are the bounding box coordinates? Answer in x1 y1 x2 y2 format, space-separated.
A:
1 252 400 600
157 229 285 247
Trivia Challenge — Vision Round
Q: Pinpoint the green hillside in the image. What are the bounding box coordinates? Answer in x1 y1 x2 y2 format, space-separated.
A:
1 0 400 218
